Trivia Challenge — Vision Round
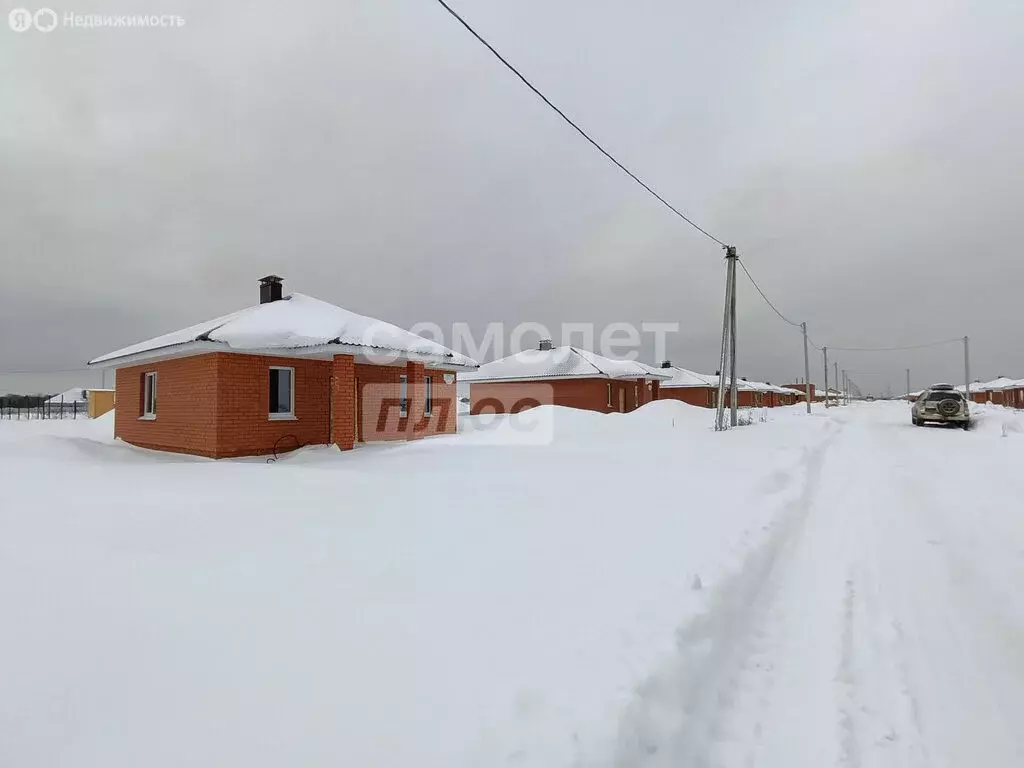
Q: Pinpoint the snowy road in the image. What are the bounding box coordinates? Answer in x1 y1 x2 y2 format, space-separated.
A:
620 403 1024 767
3 402 1024 767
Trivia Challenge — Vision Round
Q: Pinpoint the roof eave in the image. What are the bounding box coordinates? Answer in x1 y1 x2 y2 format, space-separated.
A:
88 339 479 371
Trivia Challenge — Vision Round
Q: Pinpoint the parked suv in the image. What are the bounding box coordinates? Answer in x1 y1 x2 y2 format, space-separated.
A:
912 384 970 429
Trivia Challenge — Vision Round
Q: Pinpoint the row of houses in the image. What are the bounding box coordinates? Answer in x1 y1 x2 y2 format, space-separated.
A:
904 377 1024 408
464 342 808 414
85 276 812 459
964 378 1023 408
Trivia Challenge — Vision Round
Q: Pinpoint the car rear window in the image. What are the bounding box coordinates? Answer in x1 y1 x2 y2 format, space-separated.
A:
926 391 962 401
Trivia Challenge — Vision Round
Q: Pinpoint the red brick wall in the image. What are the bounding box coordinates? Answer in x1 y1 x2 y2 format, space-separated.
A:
115 355 219 456
785 383 816 399
419 367 457 436
114 352 457 458
332 355 356 451
470 378 654 415
216 354 331 458
659 386 716 408
354 362 457 441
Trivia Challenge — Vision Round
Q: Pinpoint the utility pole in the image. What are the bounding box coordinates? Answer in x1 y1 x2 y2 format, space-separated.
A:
729 249 738 428
801 322 812 414
964 336 971 405
715 246 739 431
906 368 911 399
823 347 830 408
834 361 839 407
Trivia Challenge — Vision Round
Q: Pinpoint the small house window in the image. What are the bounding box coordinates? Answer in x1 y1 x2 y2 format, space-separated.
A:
424 376 433 416
269 367 294 418
400 375 408 417
606 383 612 407
142 372 157 417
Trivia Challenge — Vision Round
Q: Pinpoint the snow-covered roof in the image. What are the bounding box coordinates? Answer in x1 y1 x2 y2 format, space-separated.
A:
744 381 800 394
815 388 842 397
461 347 672 383
45 387 88 404
976 377 1022 391
657 366 716 389
700 375 760 392
88 293 477 369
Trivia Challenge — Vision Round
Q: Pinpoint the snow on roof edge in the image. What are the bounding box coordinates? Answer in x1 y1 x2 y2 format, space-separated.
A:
88 293 478 369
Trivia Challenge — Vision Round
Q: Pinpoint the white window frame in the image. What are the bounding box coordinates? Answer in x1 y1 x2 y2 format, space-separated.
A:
424 375 433 416
140 371 157 420
399 375 408 418
268 366 296 420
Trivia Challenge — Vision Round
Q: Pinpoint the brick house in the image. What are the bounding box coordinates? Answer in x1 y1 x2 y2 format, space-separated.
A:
759 383 802 407
984 377 1017 405
989 378 1024 408
785 382 815 401
701 375 768 408
87 276 478 458
655 364 797 408
655 362 719 408
465 341 670 415
1007 381 1024 409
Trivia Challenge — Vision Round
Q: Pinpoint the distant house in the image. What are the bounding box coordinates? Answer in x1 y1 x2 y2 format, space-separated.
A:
42 387 114 418
45 388 88 406
785 382 816 401
655 362 718 407
464 341 670 415
982 377 1024 408
657 365 798 408
87 276 477 458
815 388 842 403
1004 381 1024 409
701 375 766 408
976 377 1018 405
760 383 803 407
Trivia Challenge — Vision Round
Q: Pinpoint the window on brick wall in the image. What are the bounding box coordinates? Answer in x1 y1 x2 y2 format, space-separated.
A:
142 372 157 418
269 367 295 419
424 376 433 416
399 375 408 417
606 383 612 407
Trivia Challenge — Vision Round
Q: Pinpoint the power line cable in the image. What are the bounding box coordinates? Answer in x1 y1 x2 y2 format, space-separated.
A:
432 0 727 248
825 338 962 353
736 258 803 328
0 366 92 375
737 259 962 354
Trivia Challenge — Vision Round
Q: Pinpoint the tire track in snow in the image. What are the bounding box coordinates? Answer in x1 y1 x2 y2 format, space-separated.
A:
610 421 840 767
836 573 861 768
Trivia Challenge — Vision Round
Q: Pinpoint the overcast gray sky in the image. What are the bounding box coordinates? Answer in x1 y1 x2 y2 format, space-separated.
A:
3 0 1023 396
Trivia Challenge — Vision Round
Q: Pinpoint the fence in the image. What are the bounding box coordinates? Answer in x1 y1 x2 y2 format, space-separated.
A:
1 400 87 420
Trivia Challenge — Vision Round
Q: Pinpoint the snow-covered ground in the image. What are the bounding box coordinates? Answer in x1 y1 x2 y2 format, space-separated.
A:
2 401 1024 767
